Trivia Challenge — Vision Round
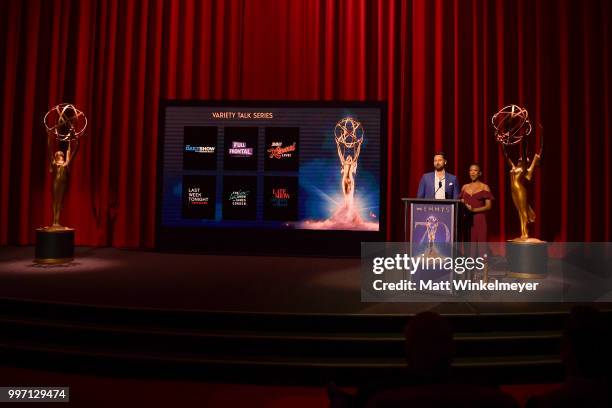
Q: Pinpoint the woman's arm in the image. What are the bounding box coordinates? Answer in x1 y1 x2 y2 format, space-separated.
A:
353 139 363 162
525 153 540 181
471 199 492 213
47 133 55 172
65 138 79 167
336 142 345 165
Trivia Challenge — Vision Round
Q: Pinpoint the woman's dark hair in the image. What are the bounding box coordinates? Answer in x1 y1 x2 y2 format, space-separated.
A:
468 162 482 172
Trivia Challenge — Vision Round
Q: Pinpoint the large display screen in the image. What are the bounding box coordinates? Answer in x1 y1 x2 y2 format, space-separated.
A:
157 101 386 255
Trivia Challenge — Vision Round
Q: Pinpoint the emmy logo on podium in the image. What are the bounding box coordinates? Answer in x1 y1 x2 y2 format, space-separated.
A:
417 215 450 259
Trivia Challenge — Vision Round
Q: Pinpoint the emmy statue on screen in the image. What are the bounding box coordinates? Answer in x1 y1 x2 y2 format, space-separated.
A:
34 103 87 264
300 116 376 230
332 117 364 224
492 104 547 278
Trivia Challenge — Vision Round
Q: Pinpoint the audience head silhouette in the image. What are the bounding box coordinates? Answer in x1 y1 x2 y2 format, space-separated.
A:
562 305 610 379
403 311 454 379
526 306 612 408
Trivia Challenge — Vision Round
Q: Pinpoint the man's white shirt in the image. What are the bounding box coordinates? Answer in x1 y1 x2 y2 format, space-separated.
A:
434 172 446 199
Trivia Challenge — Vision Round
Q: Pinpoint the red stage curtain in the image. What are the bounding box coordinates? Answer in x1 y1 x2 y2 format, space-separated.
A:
1 0 610 247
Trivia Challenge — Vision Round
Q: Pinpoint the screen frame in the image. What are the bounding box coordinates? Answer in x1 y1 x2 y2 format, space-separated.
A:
155 100 387 257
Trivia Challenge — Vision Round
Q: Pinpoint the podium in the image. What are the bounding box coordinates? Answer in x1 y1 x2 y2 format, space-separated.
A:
401 198 463 287
401 198 462 244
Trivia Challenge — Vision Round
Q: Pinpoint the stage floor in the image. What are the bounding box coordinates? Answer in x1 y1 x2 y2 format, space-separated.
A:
0 246 578 315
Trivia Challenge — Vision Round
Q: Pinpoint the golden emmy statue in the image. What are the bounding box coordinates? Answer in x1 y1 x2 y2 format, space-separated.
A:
48 132 80 230
44 103 86 230
333 117 364 223
492 105 547 279
492 105 543 242
35 103 87 264
502 145 541 242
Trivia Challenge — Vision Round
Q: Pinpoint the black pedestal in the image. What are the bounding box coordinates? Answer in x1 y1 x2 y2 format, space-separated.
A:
506 241 548 279
35 228 75 264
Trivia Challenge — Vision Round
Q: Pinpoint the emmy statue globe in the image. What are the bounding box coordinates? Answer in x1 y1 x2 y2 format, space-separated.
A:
35 103 87 264
492 104 547 278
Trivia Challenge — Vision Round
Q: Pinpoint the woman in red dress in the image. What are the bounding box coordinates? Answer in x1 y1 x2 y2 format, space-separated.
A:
460 163 494 281
460 163 494 242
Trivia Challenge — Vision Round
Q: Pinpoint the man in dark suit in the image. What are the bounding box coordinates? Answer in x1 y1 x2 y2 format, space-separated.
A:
417 152 460 199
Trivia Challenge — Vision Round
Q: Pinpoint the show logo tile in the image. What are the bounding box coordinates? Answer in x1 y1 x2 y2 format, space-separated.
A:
263 176 298 221
183 126 218 170
224 127 258 171
182 175 217 219
222 176 257 220
264 127 299 171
